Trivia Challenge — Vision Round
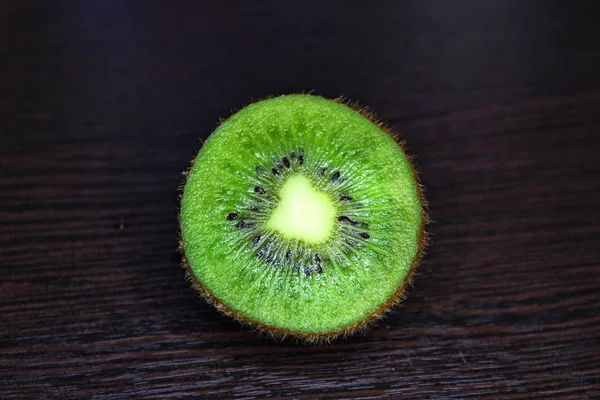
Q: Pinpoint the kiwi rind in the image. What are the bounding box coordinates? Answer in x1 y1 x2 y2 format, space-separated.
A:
178 94 428 344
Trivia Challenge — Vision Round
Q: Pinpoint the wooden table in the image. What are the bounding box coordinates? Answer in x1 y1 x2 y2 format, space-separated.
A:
2 2 599 398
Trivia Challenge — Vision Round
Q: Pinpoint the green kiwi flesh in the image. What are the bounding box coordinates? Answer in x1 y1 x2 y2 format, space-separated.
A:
180 94 426 342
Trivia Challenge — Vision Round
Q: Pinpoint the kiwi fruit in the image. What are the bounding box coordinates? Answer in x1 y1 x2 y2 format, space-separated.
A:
179 94 426 343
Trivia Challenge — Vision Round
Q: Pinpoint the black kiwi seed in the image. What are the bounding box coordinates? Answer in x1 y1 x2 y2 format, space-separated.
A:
321 168 327 176
286 250 292 261
346 238 357 247
340 196 352 202
265 253 274 264
254 187 265 195
332 171 341 182
316 264 323 274
252 236 261 244
272 168 280 177
314 253 322 262
304 267 312 277
290 151 296 160
256 166 264 176
338 215 358 225
282 157 290 168
298 154 304 165
236 221 245 229
226 213 238 220
359 232 370 239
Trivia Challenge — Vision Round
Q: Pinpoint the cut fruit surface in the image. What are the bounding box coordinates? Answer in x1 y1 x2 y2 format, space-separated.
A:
180 94 426 341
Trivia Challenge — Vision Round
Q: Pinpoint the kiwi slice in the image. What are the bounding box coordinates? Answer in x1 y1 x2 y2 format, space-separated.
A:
179 94 426 342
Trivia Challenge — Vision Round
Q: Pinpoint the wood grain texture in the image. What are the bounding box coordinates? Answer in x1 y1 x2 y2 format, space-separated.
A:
1 1 599 398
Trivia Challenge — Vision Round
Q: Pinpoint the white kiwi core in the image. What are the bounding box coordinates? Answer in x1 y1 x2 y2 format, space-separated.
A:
267 174 336 244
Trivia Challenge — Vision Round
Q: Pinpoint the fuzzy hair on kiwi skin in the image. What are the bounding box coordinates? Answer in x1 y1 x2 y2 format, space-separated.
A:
178 94 429 344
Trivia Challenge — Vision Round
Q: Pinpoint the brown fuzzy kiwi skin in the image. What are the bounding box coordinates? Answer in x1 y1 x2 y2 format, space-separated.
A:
177 93 429 344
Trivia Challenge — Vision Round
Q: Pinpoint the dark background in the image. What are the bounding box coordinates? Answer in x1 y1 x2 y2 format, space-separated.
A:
2 1 599 398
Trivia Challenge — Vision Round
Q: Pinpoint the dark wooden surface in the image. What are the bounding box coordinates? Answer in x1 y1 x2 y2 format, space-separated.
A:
2 1 600 398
